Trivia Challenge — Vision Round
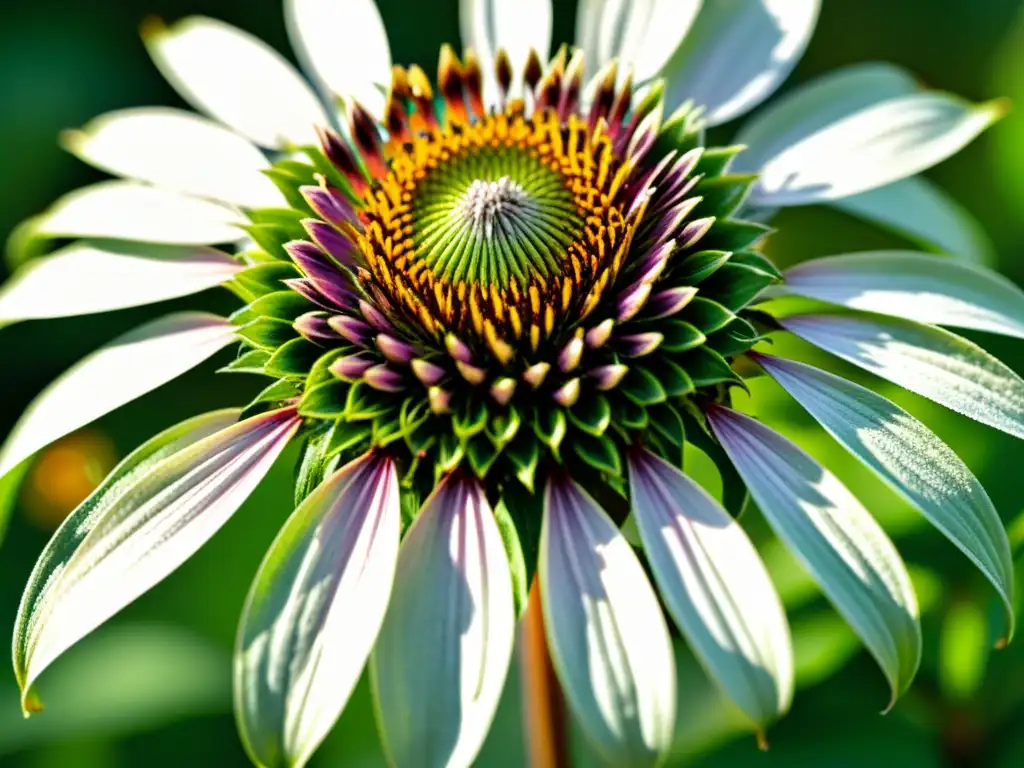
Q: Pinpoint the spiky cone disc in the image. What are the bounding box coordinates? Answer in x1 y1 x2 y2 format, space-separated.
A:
225 47 779 530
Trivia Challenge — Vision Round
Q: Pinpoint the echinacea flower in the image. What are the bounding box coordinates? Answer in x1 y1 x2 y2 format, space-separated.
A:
4 0 1022 765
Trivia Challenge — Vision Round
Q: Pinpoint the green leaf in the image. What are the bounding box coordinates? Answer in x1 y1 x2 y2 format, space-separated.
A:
613 397 649 430
703 262 778 311
692 174 758 219
453 396 489 441
674 250 731 284
698 220 772 252
307 348 348 389
493 496 531 617
728 250 783 280
236 317 297 350
706 316 761 358
467 434 501 478
648 404 686 447
294 421 340 504
646 358 695 397
326 419 373 458
693 145 744 178
299 380 349 419
231 290 311 324
265 337 322 378
533 407 567 455
681 297 735 333
506 433 541 492
220 348 271 375
568 395 612 437
681 411 748 518
486 406 521 448
344 380 392 421
621 367 667 406
683 347 742 388
572 433 622 476
229 262 300 300
660 320 706 353
246 378 302 414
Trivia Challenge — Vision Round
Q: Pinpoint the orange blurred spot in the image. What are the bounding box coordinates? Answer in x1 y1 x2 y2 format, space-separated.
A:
23 430 118 530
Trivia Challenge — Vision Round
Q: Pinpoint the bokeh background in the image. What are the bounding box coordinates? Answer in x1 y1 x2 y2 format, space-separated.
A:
3 0 1024 765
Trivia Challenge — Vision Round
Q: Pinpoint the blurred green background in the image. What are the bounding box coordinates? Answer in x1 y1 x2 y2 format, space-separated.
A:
3 0 1024 765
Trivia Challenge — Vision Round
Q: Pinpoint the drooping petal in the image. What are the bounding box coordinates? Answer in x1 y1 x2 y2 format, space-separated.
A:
627 448 794 726
754 353 1014 637
285 0 392 119
459 0 552 105
574 0 701 85
540 476 676 764
235 453 400 768
18 181 245 249
62 108 284 208
12 407 242 692
662 0 820 126
781 251 1024 339
735 63 919 172
144 16 330 149
372 472 515 768
14 406 301 704
781 313 1024 440
0 242 240 325
832 177 996 266
744 92 1004 206
707 406 921 703
0 312 236 479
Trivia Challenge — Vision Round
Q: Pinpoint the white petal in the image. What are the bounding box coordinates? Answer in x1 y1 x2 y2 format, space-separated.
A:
708 406 921 702
285 0 392 119
236 453 400 768
372 473 515 768
781 251 1024 339
662 0 820 126
0 241 240 325
735 63 919 172
12 407 241 694
575 0 701 84
144 16 331 149
541 476 675 764
15 407 301 700
0 312 236 479
755 353 1014 637
24 181 245 247
781 313 1024 440
62 108 283 208
460 0 552 105
832 178 996 266
628 449 794 726
746 93 1004 206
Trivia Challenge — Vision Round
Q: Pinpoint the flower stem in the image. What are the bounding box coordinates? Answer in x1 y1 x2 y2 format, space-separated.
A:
520 577 569 768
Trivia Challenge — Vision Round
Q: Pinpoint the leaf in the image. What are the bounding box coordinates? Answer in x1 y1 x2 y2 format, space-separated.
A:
0 312 236 479
781 250 1024 339
781 313 1024 440
755 353 1014 638
707 405 921 703
235 452 399 768
628 449 794 725
14 407 300 706
540 476 676 764
372 472 515 768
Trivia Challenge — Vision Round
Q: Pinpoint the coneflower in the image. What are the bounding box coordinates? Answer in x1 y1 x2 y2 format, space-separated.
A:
3 1 1021 766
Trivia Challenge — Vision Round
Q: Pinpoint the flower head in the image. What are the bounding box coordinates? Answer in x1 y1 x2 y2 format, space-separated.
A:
3 1 1021 766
